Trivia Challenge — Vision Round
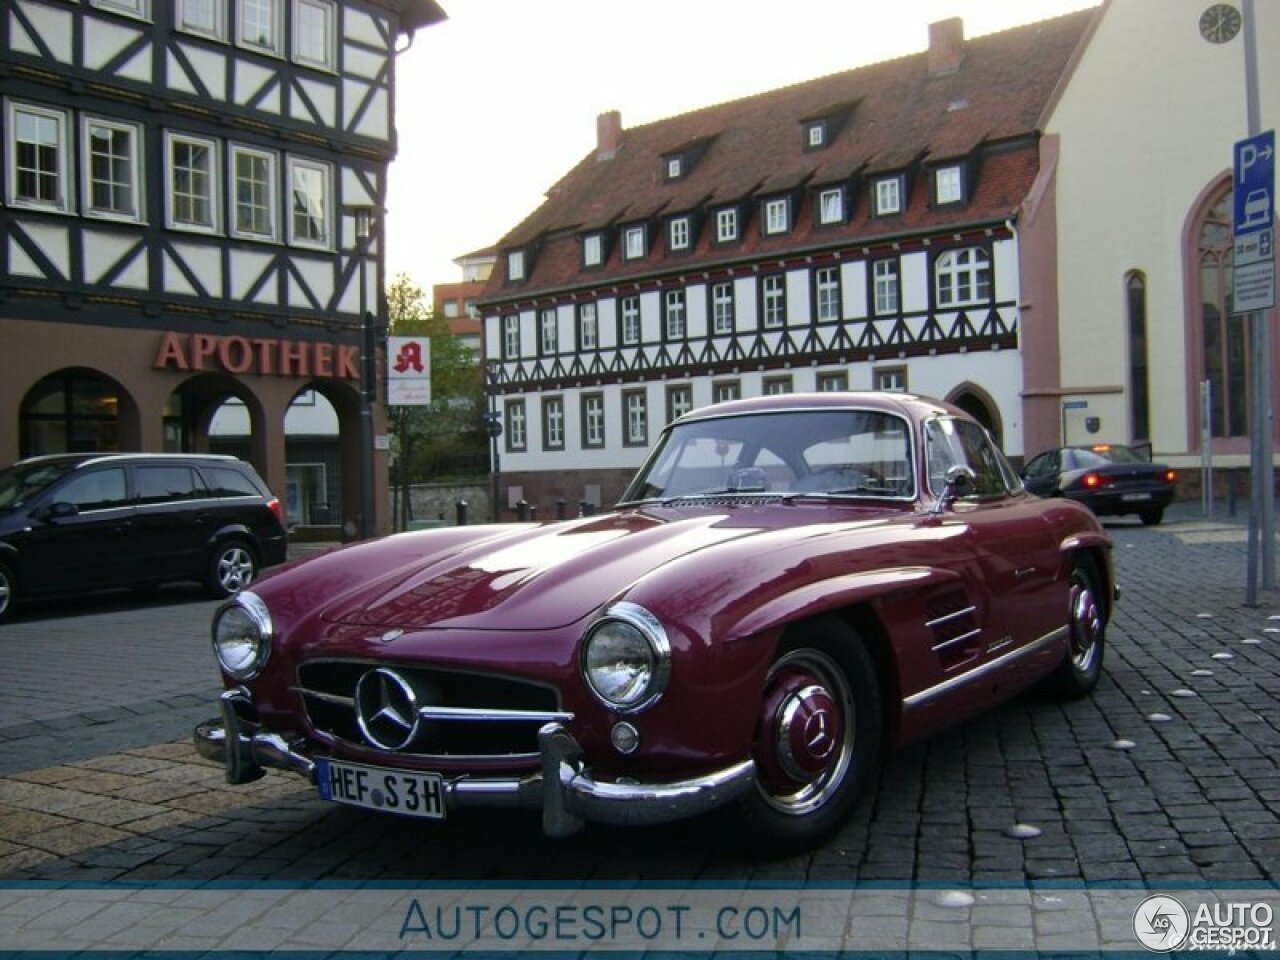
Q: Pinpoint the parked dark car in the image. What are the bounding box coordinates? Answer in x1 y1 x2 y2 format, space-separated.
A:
196 393 1114 854
0 453 287 621
1021 443 1176 525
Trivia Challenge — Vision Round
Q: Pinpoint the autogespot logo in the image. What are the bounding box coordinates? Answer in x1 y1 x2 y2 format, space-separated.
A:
1133 895 1191 952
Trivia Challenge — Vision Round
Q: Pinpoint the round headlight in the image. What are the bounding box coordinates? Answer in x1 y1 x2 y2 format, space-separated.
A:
581 602 671 712
212 591 273 680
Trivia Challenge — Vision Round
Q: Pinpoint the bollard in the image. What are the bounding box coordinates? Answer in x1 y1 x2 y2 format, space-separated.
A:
1227 472 1238 517
556 498 567 521
456 499 469 526
517 499 530 522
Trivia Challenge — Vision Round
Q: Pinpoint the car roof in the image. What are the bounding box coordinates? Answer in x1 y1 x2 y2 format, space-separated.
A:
671 391 963 426
12 452 242 470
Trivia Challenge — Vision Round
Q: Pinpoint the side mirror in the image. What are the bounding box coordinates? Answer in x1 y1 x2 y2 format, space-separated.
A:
39 501 80 522
929 465 976 517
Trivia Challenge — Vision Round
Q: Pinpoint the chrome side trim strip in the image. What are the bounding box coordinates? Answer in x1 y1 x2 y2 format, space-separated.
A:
925 605 977 629
931 627 982 652
903 627 1067 711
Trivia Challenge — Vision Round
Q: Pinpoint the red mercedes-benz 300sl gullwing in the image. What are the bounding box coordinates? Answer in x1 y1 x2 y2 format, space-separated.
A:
195 392 1114 853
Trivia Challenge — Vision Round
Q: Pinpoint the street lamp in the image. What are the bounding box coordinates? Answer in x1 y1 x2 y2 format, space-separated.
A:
352 205 376 539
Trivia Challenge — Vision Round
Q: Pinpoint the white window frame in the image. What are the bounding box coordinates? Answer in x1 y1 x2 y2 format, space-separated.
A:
669 216 690 251
667 385 692 423
935 165 963 205
873 259 899 315
82 115 144 222
621 296 641 345
237 0 283 57
230 143 279 241
91 0 151 19
543 397 565 450
764 197 789 235
713 381 740 404
664 289 686 340
875 176 902 216
807 123 825 148
666 156 683 179
623 225 646 260
505 400 527 452
583 233 603 267
818 187 844 225
935 247 992 307
165 131 220 233
176 0 226 40
293 0 335 72
764 376 793 396
539 308 558 356
7 101 71 213
286 155 331 249
815 266 840 322
817 371 849 393
763 274 786 329
712 281 734 334
507 250 525 281
624 390 648 447
579 302 598 350
716 207 738 243
502 315 520 358
583 394 605 448
876 367 908 392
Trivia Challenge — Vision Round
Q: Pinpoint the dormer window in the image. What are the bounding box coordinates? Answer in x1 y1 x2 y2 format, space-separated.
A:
716 207 739 243
806 122 826 149
874 175 904 216
818 187 845 225
666 156 683 180
668 215 691 252
507 249 526 281
583 232 603 267
763 197 790 236
623 225 647 260
934 164 964 205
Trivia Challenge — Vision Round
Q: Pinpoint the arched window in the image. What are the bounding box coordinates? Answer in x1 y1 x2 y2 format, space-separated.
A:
1127 272 1150 441
1199 192 1247 437
21 370 121 456
935 247 991 307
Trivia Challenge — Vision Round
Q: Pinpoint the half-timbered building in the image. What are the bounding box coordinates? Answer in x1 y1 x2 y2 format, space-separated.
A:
479 11 1096 515
0 0 444 535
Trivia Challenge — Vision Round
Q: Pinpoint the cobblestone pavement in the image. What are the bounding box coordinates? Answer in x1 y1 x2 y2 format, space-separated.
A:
0 508 1276 884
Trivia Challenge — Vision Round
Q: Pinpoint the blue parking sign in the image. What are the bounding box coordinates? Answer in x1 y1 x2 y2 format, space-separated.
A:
1234 130 1275 236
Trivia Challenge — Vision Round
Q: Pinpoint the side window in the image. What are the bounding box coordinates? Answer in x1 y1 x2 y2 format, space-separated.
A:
204 466 263 497
55 468 128 511
1024 453 1053 479
136 465 204 505
924 419 1011 498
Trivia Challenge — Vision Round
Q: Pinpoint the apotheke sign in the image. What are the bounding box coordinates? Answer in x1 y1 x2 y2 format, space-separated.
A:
154 332 360 380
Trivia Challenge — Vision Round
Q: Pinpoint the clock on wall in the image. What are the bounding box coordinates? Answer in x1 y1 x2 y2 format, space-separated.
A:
1199 3 1242 43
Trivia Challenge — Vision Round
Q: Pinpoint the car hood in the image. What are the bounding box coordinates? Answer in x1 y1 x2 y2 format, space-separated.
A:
321 503 896 632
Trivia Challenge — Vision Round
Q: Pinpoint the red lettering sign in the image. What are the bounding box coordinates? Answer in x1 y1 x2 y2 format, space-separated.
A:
153 334 358 381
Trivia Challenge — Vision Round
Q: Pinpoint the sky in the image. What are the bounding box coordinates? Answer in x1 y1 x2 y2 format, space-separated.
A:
385 0 1101 297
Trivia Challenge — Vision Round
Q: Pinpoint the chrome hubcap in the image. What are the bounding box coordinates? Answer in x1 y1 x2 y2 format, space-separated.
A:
219 549 255 592
754 649 854 816
1069 572 1102 672
0 573 10 613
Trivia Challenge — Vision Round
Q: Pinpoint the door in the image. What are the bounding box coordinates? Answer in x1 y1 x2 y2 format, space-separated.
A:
131 463 218 581
21 466 135 592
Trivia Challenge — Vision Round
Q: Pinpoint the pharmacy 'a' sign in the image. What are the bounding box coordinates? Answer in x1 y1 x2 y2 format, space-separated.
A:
387 337 431 406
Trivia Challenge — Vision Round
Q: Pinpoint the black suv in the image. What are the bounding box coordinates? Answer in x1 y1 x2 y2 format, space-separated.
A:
0 453 288 621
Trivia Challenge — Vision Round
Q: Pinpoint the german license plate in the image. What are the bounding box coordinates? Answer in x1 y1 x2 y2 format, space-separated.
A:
1121 492 1152 501
316 758 445 819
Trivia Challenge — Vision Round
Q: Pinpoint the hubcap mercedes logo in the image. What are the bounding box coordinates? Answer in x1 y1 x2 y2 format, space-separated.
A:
354 668 420 751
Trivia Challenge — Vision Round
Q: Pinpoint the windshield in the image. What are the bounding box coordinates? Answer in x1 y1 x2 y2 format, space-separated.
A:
0 460 80 510
621 409 915 503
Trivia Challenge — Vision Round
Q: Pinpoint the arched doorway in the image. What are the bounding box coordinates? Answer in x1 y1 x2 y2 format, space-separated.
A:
948 384 1003 449
20 368 139 456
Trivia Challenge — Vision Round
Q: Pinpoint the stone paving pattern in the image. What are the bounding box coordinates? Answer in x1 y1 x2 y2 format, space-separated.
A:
0 507 1275 883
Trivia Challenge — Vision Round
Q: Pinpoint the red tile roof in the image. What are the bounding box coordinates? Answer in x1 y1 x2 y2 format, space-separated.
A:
484 8 1095 302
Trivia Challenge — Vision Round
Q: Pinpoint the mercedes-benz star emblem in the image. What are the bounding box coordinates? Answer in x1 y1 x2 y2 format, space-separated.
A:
354 668 420 751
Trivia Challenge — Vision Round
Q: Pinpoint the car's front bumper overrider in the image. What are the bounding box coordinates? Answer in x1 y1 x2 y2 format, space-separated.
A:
193 688 756 837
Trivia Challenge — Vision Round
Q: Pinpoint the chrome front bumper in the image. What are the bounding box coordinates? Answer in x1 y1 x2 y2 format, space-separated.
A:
193 688 756 837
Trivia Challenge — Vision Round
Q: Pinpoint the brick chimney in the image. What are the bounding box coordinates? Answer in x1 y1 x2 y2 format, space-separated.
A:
928 18 965 77
597 110 622 159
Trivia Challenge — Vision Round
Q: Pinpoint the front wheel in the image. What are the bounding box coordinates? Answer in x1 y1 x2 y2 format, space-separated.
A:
1049 555 1107 698
728 617 882 856
206 539 258 598
0 561 16 623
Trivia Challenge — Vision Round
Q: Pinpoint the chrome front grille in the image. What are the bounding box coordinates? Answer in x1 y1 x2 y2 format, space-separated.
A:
294 660 568 760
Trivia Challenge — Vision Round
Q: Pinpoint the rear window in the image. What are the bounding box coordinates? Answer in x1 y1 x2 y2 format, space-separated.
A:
203 465 264 498
136 465 206 505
